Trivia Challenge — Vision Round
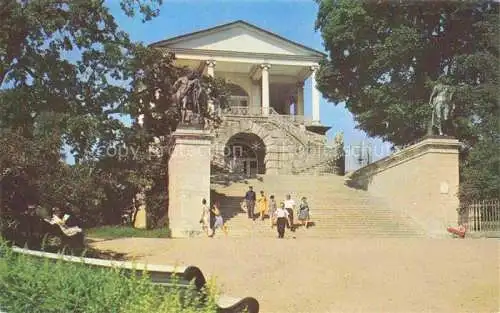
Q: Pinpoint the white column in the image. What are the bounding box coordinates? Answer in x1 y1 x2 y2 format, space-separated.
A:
206 60 216 115
261 64 271 116
296 81 304 117
311 65 320 124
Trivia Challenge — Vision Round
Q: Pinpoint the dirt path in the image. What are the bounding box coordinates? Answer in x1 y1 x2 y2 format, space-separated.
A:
91 237 499 313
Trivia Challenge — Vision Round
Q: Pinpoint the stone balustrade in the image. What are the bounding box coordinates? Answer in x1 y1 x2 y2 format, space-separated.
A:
221 106 315 127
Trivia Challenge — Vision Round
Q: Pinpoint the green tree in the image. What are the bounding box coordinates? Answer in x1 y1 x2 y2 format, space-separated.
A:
0 0 163 240
1 0 230 238
315 0 499 200
113 46 230 226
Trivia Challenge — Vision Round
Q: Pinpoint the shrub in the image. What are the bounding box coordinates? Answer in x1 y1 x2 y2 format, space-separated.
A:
0 242 218 313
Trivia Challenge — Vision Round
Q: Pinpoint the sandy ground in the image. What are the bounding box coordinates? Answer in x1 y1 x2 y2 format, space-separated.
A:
91 237 500 313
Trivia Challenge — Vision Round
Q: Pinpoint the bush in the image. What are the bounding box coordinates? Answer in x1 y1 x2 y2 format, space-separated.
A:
0 242 218 313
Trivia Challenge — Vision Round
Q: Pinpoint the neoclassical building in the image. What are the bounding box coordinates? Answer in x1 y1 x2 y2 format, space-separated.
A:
151 20 343 175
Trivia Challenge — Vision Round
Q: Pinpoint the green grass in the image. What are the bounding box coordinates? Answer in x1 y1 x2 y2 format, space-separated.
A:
86 226 171 239
0 240 218 313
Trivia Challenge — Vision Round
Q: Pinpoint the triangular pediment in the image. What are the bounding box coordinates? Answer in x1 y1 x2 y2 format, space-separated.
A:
151 21 325 57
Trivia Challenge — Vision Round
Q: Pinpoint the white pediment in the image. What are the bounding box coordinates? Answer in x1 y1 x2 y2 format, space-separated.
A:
157 21 323 57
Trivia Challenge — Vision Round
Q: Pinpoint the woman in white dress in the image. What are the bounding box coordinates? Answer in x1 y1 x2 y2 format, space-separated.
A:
199 198 211 236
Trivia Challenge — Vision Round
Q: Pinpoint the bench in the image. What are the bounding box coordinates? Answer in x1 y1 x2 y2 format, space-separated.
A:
11 247 259 313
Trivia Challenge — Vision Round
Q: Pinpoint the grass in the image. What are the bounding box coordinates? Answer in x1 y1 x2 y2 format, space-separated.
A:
86 226 171 239
0 240 218 313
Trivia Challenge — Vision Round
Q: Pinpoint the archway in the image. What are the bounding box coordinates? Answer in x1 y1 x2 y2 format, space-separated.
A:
225 132 266 176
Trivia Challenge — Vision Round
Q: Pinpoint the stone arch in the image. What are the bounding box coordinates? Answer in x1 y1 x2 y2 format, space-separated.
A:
215 120 276 174
225 133 266 175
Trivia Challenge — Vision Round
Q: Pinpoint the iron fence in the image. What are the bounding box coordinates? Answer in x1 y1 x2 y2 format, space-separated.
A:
458 199 500 233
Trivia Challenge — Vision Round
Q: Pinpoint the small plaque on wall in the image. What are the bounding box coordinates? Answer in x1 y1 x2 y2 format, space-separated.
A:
440 182 449 194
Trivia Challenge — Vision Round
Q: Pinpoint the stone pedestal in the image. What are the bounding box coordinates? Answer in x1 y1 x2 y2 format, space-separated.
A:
347 136 461 237
168 127 213 238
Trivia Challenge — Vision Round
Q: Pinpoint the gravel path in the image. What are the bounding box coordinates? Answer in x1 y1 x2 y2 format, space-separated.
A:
91 237 499 313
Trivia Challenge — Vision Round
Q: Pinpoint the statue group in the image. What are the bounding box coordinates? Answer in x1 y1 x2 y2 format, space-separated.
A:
172 70 207 127
428 83 455 136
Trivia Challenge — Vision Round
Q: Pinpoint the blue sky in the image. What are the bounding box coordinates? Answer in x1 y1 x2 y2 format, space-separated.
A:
69 0 392 169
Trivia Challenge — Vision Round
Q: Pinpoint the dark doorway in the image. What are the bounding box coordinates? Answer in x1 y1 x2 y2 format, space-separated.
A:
225 133 266 176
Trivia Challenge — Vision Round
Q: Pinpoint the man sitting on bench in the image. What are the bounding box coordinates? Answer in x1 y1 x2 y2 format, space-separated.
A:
44 207 82 237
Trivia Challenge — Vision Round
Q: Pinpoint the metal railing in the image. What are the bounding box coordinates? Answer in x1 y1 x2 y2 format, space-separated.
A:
458 199 500 233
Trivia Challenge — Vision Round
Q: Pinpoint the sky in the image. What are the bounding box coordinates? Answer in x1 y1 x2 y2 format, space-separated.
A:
68 0 393 170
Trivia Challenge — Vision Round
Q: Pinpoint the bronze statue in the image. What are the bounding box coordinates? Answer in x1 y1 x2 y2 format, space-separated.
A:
428 83 455 136
172 70 206 126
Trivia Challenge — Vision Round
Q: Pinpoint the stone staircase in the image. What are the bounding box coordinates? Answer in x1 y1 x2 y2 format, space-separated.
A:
211 175 426 238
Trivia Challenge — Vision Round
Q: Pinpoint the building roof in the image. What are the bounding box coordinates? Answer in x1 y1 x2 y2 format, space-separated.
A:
149 20 326 58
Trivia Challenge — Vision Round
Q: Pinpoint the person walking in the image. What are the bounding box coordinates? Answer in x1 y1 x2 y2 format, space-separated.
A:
199 198 211 236
284 194 296 231
211 201 228 236
244 186 256 220
257 190 268 221
268 195 277 228
298 197 311 228
289 96 296 122
275 202 291 238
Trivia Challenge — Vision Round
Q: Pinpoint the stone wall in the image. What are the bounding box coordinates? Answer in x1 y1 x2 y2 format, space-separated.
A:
212 116 333 175
347 137 461 237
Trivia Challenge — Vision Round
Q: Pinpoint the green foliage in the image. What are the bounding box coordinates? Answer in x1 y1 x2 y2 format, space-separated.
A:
315 0 499 200
0 0 230 235
460 137 500 201
0 241 218 313
86 226 171 239
0 0 163 229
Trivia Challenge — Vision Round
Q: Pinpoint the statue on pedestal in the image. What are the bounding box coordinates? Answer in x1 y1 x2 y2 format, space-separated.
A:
333 131 345 175
172 70 207 128
334 131 344 147
428 83 455 136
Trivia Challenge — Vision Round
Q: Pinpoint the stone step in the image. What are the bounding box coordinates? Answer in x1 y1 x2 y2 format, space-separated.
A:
211 174 424 238
226 222 418 230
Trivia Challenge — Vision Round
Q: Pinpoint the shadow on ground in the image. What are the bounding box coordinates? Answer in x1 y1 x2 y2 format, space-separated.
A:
211 190 245 222
211 172 264 223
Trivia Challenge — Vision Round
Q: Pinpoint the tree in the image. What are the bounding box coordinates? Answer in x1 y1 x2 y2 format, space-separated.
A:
115 46 230 226
315 0 499 200
1 0 230 240
0 0 164 242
